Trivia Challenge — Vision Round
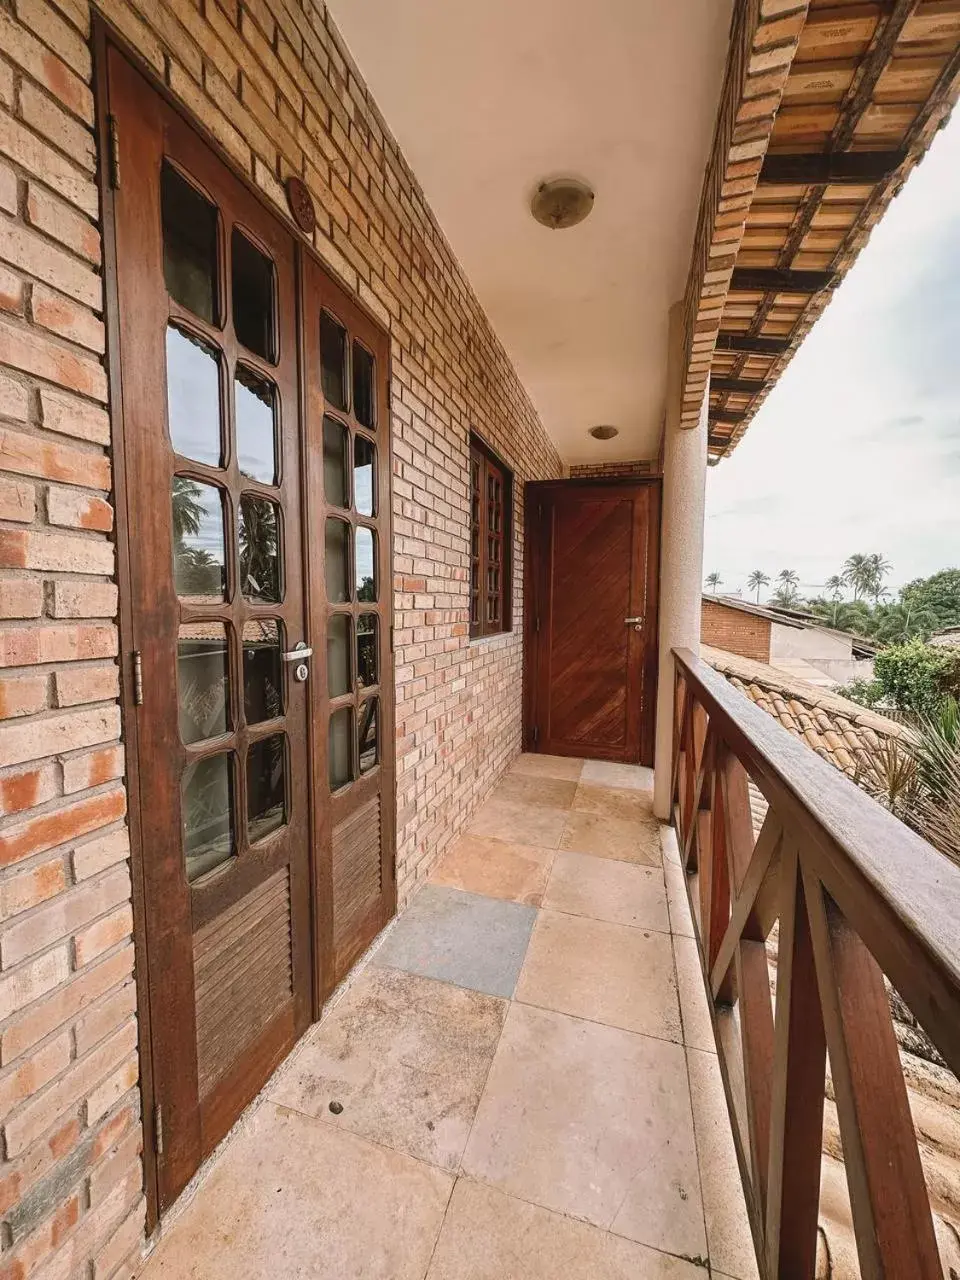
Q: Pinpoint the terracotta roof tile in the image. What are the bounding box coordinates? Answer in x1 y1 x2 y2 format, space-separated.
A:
701 644 902 781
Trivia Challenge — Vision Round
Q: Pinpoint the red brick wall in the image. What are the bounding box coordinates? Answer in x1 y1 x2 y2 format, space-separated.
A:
0 2 562 1273
567 460 656 479
701 599 771 663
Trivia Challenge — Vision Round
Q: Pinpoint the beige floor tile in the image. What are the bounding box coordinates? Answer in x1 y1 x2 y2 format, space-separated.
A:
516 909 680 1041
673 933 716 1054
268 967 506 1170
663 856 696 939
510 752 584 781
660 822 682 867
560 809 661 865
426 1179 708 1279
495 773 579 810
140 1102 452 1280
543 851 669 932
581 760 654 791
430 833 555 906
572 781 661 826
686 1047 760 1280
462 1003 706 1260
468 795 567 849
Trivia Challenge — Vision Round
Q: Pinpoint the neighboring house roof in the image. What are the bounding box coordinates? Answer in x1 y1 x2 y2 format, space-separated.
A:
702 594 806 629
703 595 877 653
930 625 960 649
701 644 901 780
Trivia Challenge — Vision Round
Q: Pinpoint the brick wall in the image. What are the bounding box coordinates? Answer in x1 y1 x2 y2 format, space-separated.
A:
0 1 562 1274
701 598 771 664
567 460 656 479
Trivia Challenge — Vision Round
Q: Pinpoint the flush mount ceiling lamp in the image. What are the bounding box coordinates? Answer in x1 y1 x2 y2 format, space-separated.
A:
531 178 595 230
588 424 618 441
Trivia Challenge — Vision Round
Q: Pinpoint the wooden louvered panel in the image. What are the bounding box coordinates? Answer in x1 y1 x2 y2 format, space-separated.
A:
332 795 382 976
193 869 293 1098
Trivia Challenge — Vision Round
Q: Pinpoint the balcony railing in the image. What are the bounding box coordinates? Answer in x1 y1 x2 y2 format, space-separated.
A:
671 647 960 1279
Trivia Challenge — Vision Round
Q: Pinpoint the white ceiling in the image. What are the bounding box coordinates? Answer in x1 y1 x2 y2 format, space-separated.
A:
329 0 733 464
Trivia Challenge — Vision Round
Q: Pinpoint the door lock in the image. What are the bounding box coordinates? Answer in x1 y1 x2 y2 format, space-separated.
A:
624 616 644 632
282 641 312 682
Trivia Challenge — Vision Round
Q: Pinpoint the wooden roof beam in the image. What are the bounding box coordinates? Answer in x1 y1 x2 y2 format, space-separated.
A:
716 333 790 355
708 410 747 425
731 267 835 294
759 150 906 186
711 376 767 395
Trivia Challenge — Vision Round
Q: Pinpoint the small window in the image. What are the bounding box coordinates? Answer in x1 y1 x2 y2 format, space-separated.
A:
469 435 512 639
161 163 219 324
231 230 276 362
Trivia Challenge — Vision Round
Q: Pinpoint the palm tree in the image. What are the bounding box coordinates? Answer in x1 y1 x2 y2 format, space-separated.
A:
825 574 845 601
866 552 893 604
704 571 722 595
842 553 873 603
872 600 938 645
770 568 800 609
746 569 769 604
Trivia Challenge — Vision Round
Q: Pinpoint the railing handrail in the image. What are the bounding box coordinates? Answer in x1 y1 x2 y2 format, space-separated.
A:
673 645 960 1076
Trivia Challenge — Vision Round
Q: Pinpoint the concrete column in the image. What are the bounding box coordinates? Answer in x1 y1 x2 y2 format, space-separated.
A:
653 303 708 819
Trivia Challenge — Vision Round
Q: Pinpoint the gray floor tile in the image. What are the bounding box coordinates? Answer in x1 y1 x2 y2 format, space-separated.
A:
373 884 536 998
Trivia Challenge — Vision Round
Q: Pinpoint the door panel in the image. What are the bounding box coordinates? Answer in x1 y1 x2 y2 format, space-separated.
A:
525 481 660 765
302 258 396 999
108 50 312 1209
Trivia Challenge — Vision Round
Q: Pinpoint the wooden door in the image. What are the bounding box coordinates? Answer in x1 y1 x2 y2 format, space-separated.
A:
108 51 313 1209
301 257 396 1000
524 481 660 765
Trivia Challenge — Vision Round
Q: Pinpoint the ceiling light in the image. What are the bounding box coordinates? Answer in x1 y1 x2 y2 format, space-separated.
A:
588 425 618 440
531 179 595 230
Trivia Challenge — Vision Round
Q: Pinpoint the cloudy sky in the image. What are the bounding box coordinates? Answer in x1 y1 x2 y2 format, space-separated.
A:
704 112 960 602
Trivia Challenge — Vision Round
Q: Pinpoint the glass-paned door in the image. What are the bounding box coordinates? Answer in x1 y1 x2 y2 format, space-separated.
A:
303 259 396 997
108 50 313 1213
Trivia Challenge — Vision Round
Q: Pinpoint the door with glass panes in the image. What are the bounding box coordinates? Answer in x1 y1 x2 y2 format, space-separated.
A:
303 256 396 999
108 50 314 1210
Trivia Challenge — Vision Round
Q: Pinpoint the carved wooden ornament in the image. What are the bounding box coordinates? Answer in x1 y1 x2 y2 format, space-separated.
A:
285 176 316 234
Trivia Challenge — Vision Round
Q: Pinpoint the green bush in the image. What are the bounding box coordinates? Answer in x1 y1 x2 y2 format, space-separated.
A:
872 639 960 719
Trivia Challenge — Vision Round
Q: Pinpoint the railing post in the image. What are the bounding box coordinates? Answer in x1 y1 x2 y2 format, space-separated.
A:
765 845 826 1278
803 870 942 1279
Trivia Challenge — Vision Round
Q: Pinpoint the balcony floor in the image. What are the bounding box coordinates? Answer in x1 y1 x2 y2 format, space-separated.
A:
141 755 758 1280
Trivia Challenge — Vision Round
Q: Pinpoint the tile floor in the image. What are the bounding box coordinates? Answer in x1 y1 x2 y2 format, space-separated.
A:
140 755 759 1280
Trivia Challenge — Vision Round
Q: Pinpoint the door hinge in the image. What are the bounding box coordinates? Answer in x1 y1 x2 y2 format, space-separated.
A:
153 1103 164 1156
534 616 540 634
532 726 539 747
389 624 394 653
132 651 143 706
107 114 121 189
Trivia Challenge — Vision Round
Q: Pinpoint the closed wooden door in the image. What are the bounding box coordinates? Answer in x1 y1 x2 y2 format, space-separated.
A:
524 481 660 764
302 257 396 998
108 51 312 1209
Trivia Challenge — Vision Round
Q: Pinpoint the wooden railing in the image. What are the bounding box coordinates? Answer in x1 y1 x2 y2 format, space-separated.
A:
671 648 960 1279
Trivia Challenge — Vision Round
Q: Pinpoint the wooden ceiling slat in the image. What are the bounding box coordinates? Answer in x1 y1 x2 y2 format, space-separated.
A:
730 267 835 292
759 149 905 183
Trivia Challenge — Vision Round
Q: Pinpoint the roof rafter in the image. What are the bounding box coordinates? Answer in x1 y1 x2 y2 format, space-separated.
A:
679 0 960 461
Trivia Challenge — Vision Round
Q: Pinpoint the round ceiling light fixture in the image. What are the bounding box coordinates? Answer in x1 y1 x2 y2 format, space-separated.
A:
588 424 619 441
530 178 595 230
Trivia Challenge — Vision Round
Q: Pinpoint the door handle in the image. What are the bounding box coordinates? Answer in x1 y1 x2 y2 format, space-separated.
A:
624 616 644 632
281 642 313 661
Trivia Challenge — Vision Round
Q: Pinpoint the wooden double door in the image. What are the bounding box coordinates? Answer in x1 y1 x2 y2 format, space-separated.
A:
106 49 395 1215
524 480 660 765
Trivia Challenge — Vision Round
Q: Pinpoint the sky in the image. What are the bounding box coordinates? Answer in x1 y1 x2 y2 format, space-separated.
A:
704 111 960 603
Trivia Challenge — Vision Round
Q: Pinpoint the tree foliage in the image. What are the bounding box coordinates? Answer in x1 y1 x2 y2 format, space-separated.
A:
899 569 960 629
848 639 960 719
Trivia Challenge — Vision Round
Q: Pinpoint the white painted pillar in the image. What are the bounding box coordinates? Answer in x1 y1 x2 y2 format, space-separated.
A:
652 303 708 819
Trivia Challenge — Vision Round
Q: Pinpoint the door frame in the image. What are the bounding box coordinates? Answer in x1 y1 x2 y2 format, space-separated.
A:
522 477 661 766
92 19 397 1232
